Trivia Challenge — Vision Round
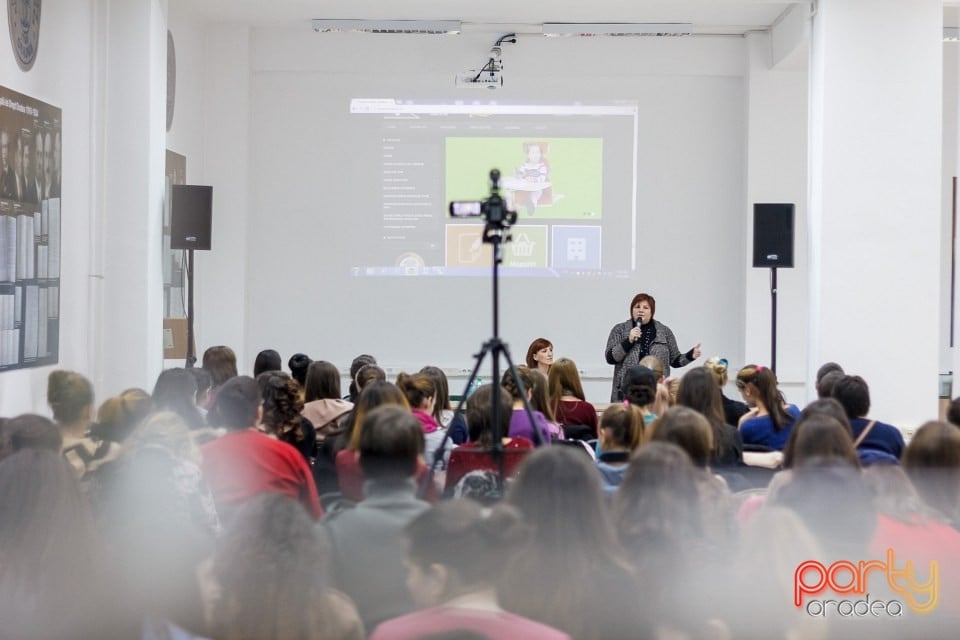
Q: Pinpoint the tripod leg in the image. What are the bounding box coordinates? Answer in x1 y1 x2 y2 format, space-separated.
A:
418 342 492 500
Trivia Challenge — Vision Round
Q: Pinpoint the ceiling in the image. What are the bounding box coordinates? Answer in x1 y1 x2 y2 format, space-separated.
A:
175 0 809 35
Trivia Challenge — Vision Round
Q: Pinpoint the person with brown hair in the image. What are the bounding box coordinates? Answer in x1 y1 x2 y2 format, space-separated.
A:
321 406 431 631
396 372 451 468
334 381 435 503
201 345 239 409
346 354 378 401
619 365 659 424
604 292 701 402
153 367 207 430
547 357 598 439
613 442 722 637
302 360 353 441
0 450 124 637
257 370 317 464
499 446 648 640
0 414 62 460
595 403 645 493
287 352 313 387
444 383 531 495
764 412 862 502
831 374 904 463
736 364 799 450
203 494 363 640
419 365 468 445
252 348 282 378
781 413 859 471
370 500 569 640
200 376 321 524
525 337 553 376
903 420 960 525
500 366 561 444
647 406 715 470
676 367 743 467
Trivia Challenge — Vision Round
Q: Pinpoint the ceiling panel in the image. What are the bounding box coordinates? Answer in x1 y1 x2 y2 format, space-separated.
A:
175 0 804 33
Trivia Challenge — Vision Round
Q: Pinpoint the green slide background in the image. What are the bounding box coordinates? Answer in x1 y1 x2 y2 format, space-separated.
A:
445 137 603 220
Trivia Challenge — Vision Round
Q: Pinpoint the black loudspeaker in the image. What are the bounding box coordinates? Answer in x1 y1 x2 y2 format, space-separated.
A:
752 203 794 268
171 185 213 250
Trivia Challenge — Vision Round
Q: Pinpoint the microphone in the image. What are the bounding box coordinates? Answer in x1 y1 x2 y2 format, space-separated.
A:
635 317 643 330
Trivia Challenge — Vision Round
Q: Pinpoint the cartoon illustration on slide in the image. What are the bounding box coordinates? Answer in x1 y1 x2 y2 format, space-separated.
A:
501 142 555 215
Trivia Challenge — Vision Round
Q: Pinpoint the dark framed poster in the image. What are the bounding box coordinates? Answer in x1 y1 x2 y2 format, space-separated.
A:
0 85 60 371
163 150 187 359
164 149 186 319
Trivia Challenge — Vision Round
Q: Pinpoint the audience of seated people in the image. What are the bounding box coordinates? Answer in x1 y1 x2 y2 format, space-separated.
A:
4 354 960 639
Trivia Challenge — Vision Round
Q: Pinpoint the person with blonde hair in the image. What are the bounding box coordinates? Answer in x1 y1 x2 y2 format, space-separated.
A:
48 369 114 478
90 388 153 445
703 356 748 427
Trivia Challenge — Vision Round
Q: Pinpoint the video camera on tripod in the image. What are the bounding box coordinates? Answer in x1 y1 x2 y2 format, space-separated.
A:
422 168 542 500
448 169 518 233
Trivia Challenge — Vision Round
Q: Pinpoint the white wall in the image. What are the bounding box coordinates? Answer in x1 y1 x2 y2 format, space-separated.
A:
0 0 211 415
0 0 96 415
945 41 959 392
97 0 167 399
200 29 751 400
744 32 809 404
4 6 954 418
809 0 943 430
166 7 206 184
195 24 252 373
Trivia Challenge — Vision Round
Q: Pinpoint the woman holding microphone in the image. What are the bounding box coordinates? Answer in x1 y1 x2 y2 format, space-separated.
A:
604 292 701 402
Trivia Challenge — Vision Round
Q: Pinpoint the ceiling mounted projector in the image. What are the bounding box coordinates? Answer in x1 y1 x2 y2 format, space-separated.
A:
456 34 515 90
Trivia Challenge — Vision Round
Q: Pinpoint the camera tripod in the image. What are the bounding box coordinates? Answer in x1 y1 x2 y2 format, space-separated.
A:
420 170 545 499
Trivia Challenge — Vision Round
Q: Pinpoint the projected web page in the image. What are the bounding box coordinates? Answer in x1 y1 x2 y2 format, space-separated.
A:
349 99 638 278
